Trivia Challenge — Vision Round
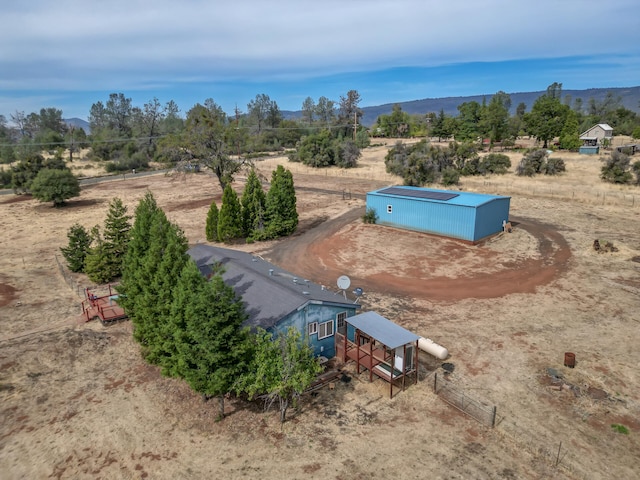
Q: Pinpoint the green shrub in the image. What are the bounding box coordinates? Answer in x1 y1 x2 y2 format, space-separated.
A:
601 151 632 184
611 424 629 435
30 168 81 206
516 149 562 176
632 161 640 185
460 157 480 176
543 157 566 175
480 153 511 174
441 167 460 186
362 208 378 224
0 167 12 188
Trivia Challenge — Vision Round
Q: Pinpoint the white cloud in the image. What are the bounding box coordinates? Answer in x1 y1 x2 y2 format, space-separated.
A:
2 0 638 92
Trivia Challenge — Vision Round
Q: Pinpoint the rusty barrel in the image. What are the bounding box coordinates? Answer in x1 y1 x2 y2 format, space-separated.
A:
564 352 576 368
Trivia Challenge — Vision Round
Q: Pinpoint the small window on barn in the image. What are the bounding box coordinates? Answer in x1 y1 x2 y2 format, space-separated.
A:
336 311 347 330
387 204 392 214
308 322 318 336
318 320 334 339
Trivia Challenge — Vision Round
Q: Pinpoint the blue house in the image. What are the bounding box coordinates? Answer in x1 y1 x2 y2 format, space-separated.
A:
366 186 511 242
187 244 360 358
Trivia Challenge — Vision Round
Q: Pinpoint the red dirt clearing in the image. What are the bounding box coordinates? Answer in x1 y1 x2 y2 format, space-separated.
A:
266 209 571 302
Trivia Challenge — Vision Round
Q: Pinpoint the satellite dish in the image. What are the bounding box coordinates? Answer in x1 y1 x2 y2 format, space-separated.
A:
353 287 363 297
337 275 351 290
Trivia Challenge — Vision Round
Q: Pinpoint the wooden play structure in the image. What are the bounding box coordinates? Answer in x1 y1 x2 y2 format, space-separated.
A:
81 285 128 325
335 311 420 398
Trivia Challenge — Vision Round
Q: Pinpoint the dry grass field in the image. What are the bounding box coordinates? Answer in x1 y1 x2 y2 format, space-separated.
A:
1 139 639 479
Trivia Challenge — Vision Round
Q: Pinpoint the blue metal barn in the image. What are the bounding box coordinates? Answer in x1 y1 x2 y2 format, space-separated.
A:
366 186 511 242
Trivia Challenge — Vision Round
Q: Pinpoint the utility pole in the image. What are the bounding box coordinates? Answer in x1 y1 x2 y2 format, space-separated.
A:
353 111 357 142
235 104 240 160
69 126 74 163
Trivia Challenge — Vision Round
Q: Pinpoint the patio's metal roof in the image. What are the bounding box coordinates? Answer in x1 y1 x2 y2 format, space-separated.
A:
347 311 419 349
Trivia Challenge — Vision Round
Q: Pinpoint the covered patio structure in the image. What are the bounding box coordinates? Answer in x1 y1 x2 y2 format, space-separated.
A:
335 311 420 398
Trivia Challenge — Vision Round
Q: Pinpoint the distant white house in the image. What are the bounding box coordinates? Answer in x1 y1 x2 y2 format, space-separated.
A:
580 123 613 146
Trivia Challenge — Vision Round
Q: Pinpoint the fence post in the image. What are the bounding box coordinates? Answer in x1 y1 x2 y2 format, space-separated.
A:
491 405 497 428
433 372 437 393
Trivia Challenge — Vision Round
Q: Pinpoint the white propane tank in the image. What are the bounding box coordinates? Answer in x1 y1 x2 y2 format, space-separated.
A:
418 337 449 360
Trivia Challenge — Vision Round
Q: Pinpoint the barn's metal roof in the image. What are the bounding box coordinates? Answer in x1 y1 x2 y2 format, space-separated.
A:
378 186 459 201
368 186 509 208
187 244 356 330
347 311 419 349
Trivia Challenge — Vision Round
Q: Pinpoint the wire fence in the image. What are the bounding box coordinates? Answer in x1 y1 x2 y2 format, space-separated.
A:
433 372 497 428
54 254 87 299
472 180 639 208
430 371 579 475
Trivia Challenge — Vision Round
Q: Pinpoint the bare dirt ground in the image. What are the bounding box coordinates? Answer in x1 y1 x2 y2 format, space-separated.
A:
1 141 640 479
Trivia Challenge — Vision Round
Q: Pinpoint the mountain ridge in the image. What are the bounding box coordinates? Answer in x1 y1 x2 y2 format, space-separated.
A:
284 86 640 126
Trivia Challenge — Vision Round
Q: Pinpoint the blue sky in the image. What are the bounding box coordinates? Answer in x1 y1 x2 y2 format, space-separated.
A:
1 0 639 120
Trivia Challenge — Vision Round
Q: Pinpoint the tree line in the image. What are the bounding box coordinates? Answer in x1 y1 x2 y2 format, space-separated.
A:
3 82 640 194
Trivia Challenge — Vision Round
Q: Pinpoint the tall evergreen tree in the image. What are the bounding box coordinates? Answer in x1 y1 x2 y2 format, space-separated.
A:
102 197 131 280
146 222 189 366
217 185 243 242
118 192 161 316
240 168 266 238
127 208 172 350
84 226 111 284
264 165 298 239
60 223 92 273
173 262 250 419
205 200 220 242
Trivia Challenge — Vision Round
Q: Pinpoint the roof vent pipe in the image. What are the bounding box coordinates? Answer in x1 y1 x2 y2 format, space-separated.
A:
269 269 274 276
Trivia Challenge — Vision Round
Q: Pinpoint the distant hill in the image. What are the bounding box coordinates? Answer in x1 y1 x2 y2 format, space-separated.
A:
284 86 640 127
64 117 90 133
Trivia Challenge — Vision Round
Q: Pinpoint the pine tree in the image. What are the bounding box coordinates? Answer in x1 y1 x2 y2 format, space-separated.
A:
118 191 161 316
145 222 189 366
205 200 219 242
102 197 131 280
240 168 266 239
84 226 112 284
128 209 174 354
174 262 250 419
264 165 298 239
60 223 92 272
217 185 243 242
163 259 207 379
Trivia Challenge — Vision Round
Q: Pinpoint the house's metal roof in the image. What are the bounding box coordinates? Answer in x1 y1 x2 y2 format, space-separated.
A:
368 185 509 208
347 311 420 349
580 123 614 137
187 244 357 330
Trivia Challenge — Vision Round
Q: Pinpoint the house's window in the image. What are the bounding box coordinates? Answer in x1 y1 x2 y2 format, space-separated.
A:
387 204 392 214
308 322 318 336
336 311 347 330
318 320 334 339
